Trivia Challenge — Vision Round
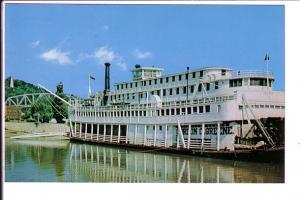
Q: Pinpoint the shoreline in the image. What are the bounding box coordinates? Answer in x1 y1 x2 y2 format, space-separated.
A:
4 121 69 139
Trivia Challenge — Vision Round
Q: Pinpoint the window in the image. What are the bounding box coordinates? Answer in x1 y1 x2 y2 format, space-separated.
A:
190 85 194 93
159 126 162 131
149 80 152 85
215 81 219 89
140 93 143 99
187 107 191 114
176 88 180 94
198 84 202 92
179 75 182 81
192 72 196 78
199 106 203 113
135 82 138 87
166 109 170 116
199 70 203 77
117 85 119 90
121 84 123 89
181 107 186 114
250 78 268 86
154 79 157 84
161 109 165 116
143 81 146 86
169 89 173 95
206 83 210 91
183 87 187 94
217 105 221 112
157 90 160 96
205 105 210 113
132 94 135 99
229 79 243 87
125 84 128 89
171 109 175 115
151 91 154 95
221 69 226 76
130 83 133 88
163 89 166 96
172 76 175 82
176 108 180 115
193 106 198 113
160 78 163 84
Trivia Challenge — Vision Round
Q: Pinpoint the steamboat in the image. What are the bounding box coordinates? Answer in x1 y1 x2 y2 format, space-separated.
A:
56 62 284 162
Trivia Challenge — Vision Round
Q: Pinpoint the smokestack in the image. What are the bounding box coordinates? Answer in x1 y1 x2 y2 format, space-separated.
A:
103 62 110 105
104 62 110 92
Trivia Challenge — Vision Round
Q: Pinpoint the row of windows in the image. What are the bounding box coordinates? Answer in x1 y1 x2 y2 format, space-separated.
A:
230 78 272 88
116 75 270 91
111 82 219 101
250 78 272 86
76 105 212 118
116 70 204 90
239 104 285 110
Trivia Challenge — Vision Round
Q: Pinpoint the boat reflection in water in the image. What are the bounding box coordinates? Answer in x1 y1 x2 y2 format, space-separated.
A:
68 143 283 183
5 139 284 183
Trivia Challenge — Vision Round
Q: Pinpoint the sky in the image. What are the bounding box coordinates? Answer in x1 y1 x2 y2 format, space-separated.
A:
5 4 285 97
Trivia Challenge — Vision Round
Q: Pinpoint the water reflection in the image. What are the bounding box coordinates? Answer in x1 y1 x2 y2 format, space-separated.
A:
6 139 68 182
5 139 284 183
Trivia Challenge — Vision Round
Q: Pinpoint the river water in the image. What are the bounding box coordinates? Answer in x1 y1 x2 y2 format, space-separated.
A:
5 138 284 183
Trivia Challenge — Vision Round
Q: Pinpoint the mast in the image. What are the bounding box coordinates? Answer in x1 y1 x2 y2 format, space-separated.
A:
88 74 91 97
265 53 270 89
186 66 189 103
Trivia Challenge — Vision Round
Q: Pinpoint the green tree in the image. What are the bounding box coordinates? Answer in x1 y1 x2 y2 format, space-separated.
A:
53 82 68 123
31 96 54 123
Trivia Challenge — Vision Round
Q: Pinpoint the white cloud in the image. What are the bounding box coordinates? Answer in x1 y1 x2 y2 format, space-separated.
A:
94 46 127 71
31 40 40 48
40 48 73 65
133 49 152 59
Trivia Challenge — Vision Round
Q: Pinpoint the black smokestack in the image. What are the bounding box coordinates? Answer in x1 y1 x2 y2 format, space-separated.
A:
103 62 110 105
104 62 110 92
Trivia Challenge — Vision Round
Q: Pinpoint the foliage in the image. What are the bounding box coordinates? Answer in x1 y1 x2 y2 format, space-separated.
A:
5 77 46 99
53 82 68 123
30 96 54 123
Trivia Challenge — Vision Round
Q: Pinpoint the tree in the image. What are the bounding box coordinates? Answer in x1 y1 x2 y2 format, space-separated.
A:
53 82 68 123
30 96 54 123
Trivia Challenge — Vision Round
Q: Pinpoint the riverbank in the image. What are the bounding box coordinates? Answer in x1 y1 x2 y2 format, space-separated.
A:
4 121 69 138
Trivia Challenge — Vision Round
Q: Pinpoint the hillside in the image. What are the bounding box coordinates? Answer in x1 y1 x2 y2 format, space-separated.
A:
5 77 46 99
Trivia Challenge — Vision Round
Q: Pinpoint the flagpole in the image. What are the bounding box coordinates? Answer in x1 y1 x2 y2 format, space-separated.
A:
88 75 91 97
266 53 269 89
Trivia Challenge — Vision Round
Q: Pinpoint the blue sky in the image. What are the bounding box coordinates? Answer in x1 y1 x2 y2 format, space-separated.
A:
5 4 284 97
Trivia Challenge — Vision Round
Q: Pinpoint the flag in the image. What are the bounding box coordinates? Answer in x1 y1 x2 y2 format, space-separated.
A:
90 75 95 80
264 54 270 61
